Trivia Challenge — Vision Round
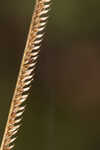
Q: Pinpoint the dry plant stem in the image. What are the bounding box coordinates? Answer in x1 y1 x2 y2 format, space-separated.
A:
0 0 51 150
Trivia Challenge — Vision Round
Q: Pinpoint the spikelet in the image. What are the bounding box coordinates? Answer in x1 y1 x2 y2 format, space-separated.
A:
0 0 51 150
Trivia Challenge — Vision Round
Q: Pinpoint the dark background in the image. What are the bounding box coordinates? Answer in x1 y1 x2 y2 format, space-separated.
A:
0 0 100 149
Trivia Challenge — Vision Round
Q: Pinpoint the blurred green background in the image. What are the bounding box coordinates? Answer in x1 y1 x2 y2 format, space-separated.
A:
0 0 100 149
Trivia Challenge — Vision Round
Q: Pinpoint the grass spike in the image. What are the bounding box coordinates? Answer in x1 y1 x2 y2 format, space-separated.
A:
0 0 51 149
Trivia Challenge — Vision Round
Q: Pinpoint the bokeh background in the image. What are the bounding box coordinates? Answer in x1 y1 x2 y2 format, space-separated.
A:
0 0 100 149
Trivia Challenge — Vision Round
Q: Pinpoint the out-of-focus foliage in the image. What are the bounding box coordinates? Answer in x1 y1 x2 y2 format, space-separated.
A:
0 0 100 150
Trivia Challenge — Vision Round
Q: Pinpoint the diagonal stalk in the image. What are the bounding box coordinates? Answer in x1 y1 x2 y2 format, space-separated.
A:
0 0 51 150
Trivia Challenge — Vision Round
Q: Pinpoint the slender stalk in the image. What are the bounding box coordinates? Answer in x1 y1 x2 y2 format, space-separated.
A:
0 0 51 149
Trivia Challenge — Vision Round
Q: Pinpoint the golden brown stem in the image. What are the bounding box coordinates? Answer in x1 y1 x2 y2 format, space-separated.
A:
0 0 51 149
